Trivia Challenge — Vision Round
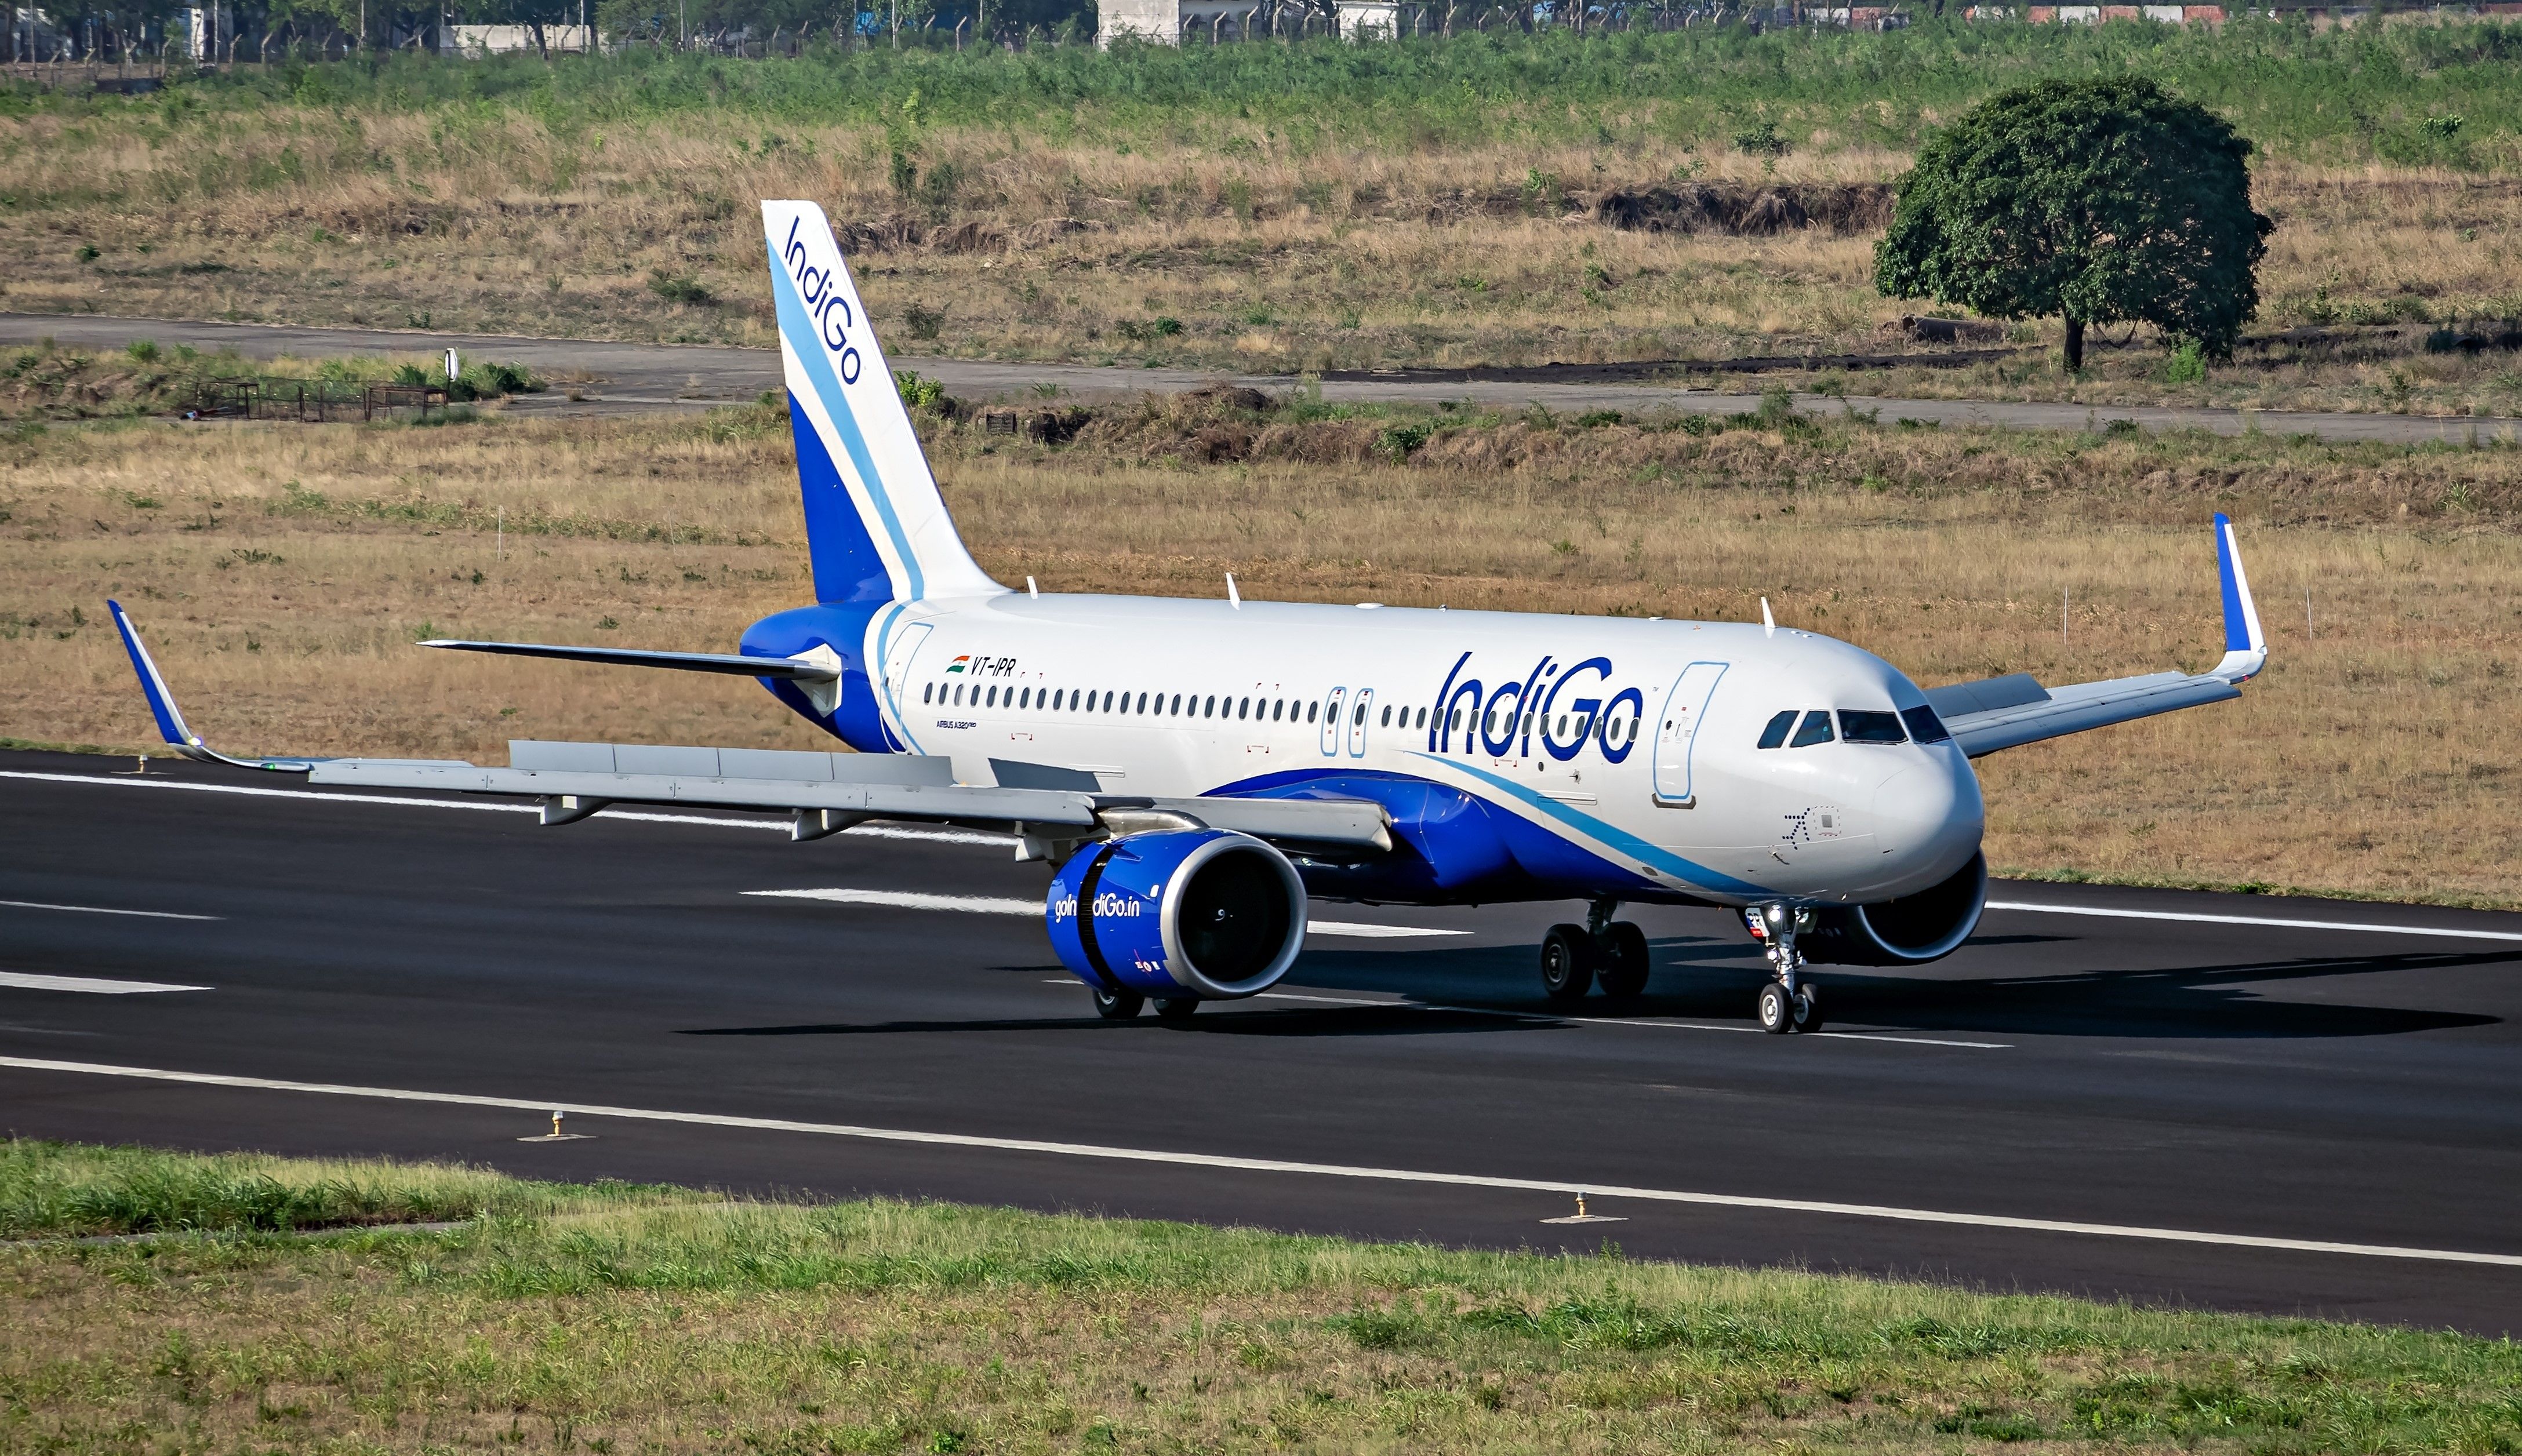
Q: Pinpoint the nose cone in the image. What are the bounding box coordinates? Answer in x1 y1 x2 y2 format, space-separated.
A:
1874 756 1985 892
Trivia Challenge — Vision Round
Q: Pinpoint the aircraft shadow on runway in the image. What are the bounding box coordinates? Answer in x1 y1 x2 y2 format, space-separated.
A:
1286 938 2510 1041
679 1002 1544 1039
672 931 2506 1043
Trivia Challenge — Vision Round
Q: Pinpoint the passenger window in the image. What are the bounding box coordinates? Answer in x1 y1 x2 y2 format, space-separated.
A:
1840 710 1907 744
1273 700 1283 721
1019 687 1031 709
922 683 933 704
1901 704 1953 745
1757 710 1797 749
1789 710 1834 748
1379 705 1391 727
1205 695 1217 718
1307 702 1318 723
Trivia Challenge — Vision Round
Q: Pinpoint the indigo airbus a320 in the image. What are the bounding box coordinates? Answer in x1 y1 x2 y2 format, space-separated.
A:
111 199 2269 1035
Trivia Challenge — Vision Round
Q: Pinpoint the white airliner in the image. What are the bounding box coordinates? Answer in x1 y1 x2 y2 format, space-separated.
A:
108 199 2269 1034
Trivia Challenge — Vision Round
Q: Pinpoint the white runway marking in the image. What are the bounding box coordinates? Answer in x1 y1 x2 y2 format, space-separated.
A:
0 973 210 995
0 1054 2509 1268
0 771 1011 846
0 900 221 922
1986 900 2522 944
744 887 1465 939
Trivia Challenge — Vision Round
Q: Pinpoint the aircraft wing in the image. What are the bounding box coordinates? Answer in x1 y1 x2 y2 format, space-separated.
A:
106 602 1390 854
1924 514 2268 759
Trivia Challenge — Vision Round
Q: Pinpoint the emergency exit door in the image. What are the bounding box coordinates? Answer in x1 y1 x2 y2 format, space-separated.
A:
1651 661 1728 806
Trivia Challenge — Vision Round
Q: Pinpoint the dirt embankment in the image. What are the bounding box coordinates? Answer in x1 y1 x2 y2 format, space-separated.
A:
819 181 1899 258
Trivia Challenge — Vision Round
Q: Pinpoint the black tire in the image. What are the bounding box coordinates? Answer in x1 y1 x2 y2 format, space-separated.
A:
1756 980 1793 1034
1092 986 1145 1021
1596 922 1650 998
1792 984 1823 1033
1154 997 1199 1022
1540 923 1596 1002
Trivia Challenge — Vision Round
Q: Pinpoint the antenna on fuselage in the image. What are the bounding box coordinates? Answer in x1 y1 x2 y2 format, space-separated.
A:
1760 596 1775 638
1226 573 1242 609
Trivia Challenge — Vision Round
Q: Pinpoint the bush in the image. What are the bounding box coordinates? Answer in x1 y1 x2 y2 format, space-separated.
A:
646 269 715 306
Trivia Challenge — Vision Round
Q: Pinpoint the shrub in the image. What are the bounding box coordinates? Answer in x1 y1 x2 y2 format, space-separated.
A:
646 269 715 306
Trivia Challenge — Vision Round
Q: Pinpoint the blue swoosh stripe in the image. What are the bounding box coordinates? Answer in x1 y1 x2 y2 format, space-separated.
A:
1409 752 1774 898
767 245 925 601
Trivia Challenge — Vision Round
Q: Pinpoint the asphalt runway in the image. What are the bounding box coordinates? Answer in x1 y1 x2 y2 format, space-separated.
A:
5 746 2521 1334
6 312 2513 445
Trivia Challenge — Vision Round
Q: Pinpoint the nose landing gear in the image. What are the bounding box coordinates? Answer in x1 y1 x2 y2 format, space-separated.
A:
1746 904 1824 1034
1539 899 1654 1003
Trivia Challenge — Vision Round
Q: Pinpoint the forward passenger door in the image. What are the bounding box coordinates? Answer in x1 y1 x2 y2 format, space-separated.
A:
1651 661 1729 807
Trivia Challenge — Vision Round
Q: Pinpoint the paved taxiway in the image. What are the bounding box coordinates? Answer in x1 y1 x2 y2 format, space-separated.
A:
3 747 2520 1333
6 312 2514 445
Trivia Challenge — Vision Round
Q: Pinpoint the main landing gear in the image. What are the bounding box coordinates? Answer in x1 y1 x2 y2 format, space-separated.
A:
1746 904 1824 1035
1540 899 1652 1003
1091 985 1200 1022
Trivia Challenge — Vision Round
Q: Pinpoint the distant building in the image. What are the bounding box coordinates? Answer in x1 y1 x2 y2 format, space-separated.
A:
439 22 594 54
1099 0 1383 43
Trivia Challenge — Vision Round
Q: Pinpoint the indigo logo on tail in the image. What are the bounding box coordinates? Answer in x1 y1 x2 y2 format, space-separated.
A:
781 217 863 381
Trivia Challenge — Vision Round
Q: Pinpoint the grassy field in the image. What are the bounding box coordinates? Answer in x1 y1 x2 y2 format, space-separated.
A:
5 23 2522 412
3 388 2517 906
8 1139 2522 1454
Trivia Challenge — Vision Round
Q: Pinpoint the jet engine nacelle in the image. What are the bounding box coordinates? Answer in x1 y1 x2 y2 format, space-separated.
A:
1046 829 1308 1000
1804 851 1987 966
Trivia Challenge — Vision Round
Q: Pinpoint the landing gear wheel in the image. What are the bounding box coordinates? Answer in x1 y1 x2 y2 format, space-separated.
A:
1092 986 1145 1021
1595 922 1651 998
1756 980 1793 1035
1540 924 1596 1002
1154 997 1199 1022
1791 984 1823 1033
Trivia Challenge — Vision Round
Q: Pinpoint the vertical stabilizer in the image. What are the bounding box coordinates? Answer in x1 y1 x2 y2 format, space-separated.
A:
762 201 1001 605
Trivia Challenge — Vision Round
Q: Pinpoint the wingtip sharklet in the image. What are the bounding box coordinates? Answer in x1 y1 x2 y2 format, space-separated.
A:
106 599 318 771
2211 512 2268 685
106 599 201 754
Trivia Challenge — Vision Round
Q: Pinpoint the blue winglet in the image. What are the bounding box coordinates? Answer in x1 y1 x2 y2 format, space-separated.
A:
107 600 200 753
107 600 317 770
2209 514 2267 683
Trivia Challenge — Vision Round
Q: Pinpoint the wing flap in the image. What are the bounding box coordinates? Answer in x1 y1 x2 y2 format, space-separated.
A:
306 760 1103 828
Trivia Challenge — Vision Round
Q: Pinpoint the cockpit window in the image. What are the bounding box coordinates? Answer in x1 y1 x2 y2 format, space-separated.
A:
1788 710 1835 748
1756 710 1797 749
1901 704 1953 745
1838 709 1907 744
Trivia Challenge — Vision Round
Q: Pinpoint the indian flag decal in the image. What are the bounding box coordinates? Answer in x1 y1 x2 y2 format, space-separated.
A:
946 656 970 674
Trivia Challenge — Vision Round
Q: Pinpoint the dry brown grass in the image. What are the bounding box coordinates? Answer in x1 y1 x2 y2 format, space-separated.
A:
3 403 2516 905
7 97 2521 413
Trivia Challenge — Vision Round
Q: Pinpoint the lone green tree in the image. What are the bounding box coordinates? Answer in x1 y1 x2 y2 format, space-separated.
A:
1874 77 2273 373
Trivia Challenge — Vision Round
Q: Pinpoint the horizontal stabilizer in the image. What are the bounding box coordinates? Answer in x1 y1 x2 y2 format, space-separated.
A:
423 639 839 680
426 638 845 715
